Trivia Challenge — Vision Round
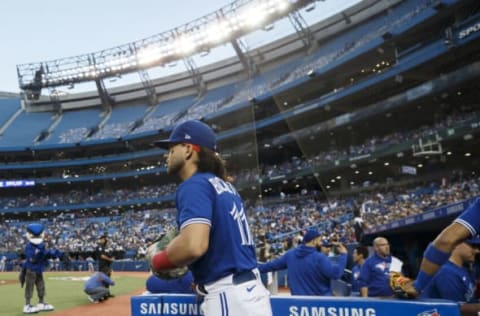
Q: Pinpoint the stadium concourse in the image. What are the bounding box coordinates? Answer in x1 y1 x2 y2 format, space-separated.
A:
0 0 480 314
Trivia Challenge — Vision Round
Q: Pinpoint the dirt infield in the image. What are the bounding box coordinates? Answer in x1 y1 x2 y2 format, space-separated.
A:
0 279 18 286
49 271 147 316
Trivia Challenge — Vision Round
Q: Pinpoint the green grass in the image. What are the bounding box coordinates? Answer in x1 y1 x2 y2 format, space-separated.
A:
0 271 145 316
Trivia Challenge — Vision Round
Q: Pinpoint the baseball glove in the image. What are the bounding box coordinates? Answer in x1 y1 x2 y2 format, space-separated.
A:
146 229 188 280
389 272 419 298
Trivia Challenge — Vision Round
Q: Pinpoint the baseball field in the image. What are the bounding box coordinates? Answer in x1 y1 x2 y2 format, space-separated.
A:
0 271 149 316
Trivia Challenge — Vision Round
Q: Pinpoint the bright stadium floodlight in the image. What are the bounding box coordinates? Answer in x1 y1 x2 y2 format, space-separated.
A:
16 0 316 94
176 34 196 55
137 45 163 67
206 20 231 44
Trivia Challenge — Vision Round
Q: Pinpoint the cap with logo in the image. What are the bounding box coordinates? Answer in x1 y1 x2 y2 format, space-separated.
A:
154 120 216 151
303 229 321 243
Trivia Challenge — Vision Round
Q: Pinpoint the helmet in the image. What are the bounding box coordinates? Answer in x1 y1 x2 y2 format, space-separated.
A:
26 223 45 245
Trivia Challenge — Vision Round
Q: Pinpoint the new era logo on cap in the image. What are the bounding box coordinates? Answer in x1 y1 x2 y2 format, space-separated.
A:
154 120 217 151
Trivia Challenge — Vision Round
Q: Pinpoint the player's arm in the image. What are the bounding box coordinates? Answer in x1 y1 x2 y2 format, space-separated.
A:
414 222 472 292
258 252 288 273
100 253 114 262
164 223 210 267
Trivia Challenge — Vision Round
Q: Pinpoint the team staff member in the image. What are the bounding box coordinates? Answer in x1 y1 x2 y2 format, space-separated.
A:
421 238 480 316
84 267 115 303
96 234 114 274
351 245 369 295
258 229 348 296
359 237 403 297
151 120 272 316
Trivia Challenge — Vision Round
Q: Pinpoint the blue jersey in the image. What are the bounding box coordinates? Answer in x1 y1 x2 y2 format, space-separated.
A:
421 261 476 302
258 244 347 295
358 253 395 297
455 198 480 236
351 263 362 293
176 172 257 285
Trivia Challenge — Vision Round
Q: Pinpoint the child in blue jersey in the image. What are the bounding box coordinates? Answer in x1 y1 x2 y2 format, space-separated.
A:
258 229 348 295
22 223 63 314
421 238 480 315
151 120 272 316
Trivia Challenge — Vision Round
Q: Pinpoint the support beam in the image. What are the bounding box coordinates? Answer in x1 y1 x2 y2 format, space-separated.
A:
230 38 258 78
182 57 206 97
288 10 313 50
95 78 113 111
138 69 158 106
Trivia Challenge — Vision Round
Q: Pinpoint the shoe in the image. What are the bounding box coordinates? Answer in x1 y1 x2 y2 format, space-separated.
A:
36 303 54 311
23 304 38 314
87 296 98 304
107 293 115 298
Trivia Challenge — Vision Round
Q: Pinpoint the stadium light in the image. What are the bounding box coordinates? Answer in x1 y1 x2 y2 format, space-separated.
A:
17 0 315 93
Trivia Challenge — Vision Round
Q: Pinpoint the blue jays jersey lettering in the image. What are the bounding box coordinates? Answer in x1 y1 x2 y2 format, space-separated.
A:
176 172 257 285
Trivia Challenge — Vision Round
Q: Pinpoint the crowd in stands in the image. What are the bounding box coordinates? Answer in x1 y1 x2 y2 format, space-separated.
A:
233 109 479 184
46 0 438 144
0 173 478 271
0 184 177 210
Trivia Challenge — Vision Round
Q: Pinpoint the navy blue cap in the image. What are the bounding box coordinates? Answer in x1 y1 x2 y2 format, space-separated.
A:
154 120 216 151
303 229 320 243
466 237 480 245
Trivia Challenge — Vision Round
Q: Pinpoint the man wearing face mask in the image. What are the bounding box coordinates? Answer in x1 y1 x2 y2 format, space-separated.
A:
258 229 348 295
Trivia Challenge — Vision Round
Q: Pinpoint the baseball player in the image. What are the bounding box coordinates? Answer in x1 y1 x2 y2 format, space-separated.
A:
22 223 63 314
151 120 272 316
404 198 480 297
